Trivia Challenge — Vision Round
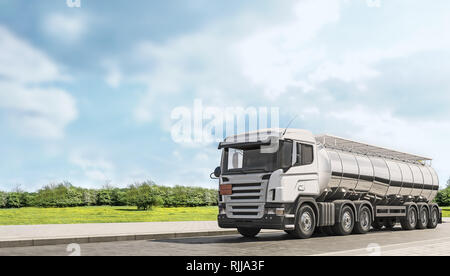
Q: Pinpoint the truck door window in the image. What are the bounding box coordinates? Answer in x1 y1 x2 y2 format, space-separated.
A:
295 143 314 166
228 149 243 169
301 144 314 165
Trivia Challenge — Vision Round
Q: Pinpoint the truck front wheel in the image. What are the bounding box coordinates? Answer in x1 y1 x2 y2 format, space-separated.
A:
292 205 316 239
237 227 261 238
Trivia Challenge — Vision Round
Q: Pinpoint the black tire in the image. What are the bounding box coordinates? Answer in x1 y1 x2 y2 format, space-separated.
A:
416 207 429 229
384 218 397 230
427 207 439 229
400 207 418 230
237 227 261 238
353 206 372 234
332 206 355 236
291 205 316 239
372 219 384 230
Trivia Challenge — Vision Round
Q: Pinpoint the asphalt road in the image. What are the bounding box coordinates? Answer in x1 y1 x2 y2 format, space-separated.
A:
1 221 448 256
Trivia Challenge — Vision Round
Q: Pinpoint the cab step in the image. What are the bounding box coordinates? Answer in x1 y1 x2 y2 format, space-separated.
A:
284 224 295 230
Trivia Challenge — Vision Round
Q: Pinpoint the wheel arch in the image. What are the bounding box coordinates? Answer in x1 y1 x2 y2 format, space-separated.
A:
332 200 357 223
294 197 320 226
354 200 374 222
403 202 419 214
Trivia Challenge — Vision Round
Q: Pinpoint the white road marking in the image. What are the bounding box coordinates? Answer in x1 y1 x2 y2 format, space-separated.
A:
312 236 450 256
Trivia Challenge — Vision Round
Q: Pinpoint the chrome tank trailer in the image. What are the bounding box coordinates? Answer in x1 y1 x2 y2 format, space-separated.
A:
316 141 439 204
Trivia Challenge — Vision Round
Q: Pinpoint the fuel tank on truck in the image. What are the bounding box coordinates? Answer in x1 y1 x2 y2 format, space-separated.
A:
315 135 439 204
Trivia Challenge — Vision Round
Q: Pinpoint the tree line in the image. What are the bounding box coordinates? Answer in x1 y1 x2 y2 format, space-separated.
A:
1 178 449 209
0 181 218 210
434 178 450 207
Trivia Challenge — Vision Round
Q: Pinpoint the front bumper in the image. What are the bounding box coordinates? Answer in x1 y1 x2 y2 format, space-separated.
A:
218 214 285 230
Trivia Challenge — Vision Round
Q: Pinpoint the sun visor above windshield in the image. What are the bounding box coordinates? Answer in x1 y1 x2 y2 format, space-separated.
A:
218 138 273 150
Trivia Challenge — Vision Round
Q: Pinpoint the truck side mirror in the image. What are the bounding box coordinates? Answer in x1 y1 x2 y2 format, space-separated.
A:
213 167 221 178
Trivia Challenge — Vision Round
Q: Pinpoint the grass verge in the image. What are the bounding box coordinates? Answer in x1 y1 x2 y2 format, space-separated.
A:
0 206 218 225
442 207 450 218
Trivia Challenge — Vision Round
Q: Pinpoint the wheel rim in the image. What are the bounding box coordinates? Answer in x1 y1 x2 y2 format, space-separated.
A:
421 210 428 224
343 211 352 231
432 210 438 225
300 212 313 232
409 209 416 226
361 210 370 230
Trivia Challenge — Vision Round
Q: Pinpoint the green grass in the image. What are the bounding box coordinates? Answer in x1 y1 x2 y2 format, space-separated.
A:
442 207 450 218
0 206 218 225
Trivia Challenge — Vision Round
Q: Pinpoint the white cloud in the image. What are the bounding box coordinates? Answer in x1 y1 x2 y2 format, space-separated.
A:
123 0 450 188
69 151 115 183
324 106 450 187
235 0 341 98
0 25 77 139
102 60 122 88
0 26 64 83
43 13 87 43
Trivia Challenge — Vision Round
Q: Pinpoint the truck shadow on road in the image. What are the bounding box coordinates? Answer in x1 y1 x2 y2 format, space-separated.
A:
152 228 399 245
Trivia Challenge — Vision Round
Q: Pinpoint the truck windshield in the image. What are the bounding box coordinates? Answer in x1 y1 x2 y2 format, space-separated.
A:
222 141 292 174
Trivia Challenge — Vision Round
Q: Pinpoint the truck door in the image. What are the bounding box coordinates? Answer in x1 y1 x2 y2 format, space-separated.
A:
281 141 319 200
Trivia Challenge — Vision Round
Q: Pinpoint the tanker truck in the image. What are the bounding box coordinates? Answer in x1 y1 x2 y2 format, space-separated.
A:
212 129 442 239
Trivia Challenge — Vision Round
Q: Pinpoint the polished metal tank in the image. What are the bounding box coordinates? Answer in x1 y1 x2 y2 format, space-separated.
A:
316 135 439 203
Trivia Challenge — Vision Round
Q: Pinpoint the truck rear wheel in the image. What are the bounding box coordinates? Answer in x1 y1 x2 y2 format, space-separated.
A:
333 206 354 236
353 206 372 234
427 208 439 229
237 227 261 238
384 218 397 230
416 207 429 229
400 207 418 230
291 205 316 239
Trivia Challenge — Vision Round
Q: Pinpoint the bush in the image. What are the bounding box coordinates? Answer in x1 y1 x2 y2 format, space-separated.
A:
126 183 163 210
34 182 83 208
0 192 8 208
111 189 127 206
0 181 218 209
6 193 22 208
82 189 98 206
436 187 450 207
97 189 112 206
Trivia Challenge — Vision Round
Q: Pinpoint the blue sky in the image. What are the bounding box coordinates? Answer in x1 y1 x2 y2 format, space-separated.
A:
0 0 449 191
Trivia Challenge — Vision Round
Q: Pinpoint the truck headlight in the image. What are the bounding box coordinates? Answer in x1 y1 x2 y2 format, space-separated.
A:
275 208 285 216
266 208 285 216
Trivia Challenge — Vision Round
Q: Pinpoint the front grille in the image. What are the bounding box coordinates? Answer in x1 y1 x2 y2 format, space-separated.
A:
231 206 259 210
230 196 260 200
227 182 263 202
224 181 267 219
